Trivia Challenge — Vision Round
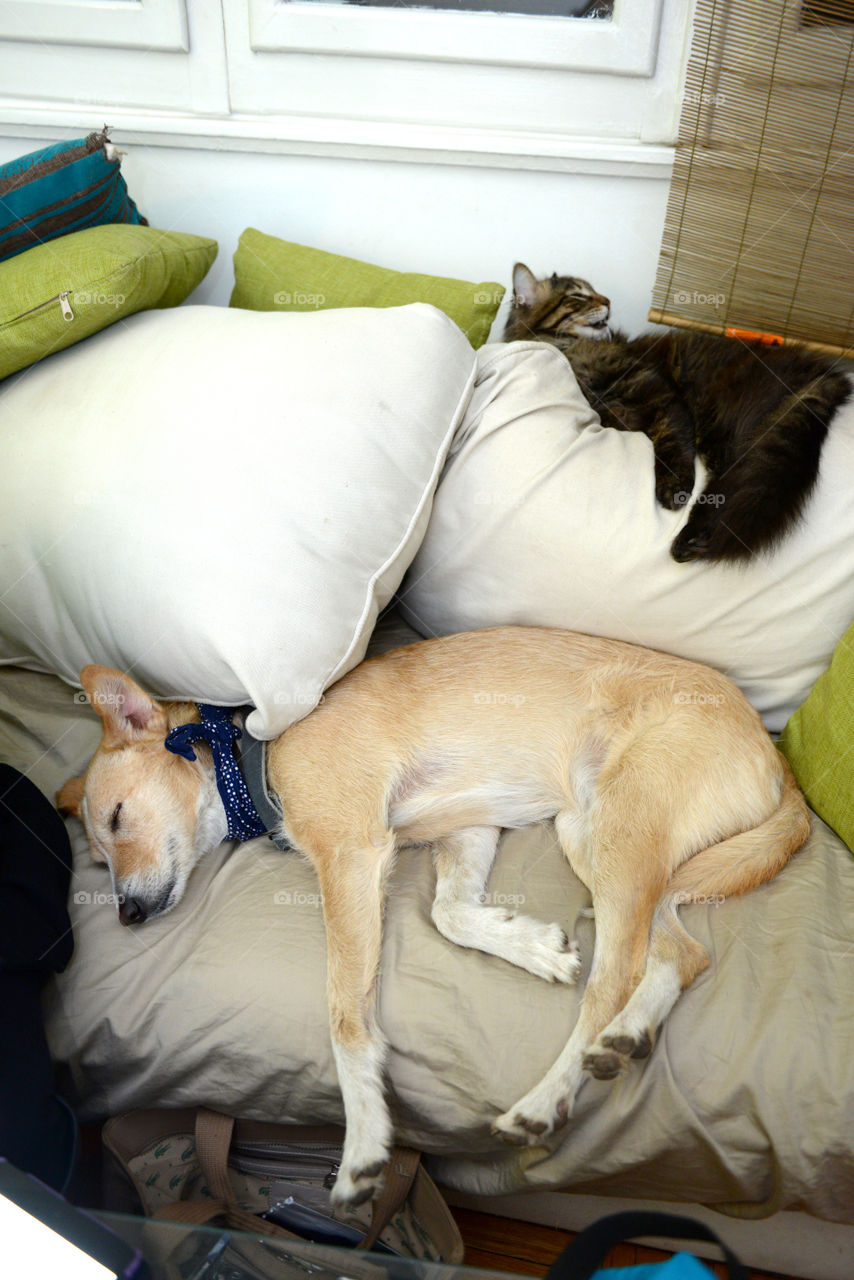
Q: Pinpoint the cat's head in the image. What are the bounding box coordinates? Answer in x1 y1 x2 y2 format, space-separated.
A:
504 262 611 343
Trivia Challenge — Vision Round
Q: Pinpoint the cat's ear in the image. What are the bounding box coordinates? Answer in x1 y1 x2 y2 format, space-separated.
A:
512 263 541 310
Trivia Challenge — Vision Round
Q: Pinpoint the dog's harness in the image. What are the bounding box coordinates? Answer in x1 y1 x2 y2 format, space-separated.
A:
164 705 290 851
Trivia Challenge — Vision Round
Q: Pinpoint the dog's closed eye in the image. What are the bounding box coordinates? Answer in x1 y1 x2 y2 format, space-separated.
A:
110 802 123 833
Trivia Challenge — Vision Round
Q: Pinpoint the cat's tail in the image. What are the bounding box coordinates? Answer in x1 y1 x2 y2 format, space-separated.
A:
672 370 852 563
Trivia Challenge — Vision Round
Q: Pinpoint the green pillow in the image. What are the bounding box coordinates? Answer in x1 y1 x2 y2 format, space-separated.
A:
0 224 217 380
779 620 854 851
230 227 504 349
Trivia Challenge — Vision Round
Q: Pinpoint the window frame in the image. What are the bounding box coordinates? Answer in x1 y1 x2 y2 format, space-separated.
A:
0 0 188 52
0 0 691 170
247 0 663 74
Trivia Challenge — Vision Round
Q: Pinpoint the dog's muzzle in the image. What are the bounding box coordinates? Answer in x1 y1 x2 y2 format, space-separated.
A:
118 897 147 926
118 879 176 926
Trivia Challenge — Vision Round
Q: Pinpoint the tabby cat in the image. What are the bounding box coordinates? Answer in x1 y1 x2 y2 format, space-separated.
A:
504 262 851 564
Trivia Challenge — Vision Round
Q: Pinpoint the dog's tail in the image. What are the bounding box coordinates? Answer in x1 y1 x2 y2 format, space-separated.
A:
667 750 810 906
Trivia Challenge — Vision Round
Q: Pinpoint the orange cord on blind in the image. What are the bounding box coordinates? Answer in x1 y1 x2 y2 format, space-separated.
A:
725 327 785 345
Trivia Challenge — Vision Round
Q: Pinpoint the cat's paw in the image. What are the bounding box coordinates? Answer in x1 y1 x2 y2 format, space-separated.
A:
655 477 692 511
671 501 719 562
670 528 712 561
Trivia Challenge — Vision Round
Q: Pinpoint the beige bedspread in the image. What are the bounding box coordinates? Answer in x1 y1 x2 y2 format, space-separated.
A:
2 614 853 1222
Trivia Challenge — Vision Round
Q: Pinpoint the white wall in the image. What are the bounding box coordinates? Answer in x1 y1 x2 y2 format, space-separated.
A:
0 0 689 337
0 134 672 338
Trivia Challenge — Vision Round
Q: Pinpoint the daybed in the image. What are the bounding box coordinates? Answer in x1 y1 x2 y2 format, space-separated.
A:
1 269 853 1280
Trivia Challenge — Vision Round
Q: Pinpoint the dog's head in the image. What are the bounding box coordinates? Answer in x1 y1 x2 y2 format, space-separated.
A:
57 667 227 925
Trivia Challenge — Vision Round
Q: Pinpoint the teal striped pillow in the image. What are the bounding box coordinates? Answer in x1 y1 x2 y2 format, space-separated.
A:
0 130 146 264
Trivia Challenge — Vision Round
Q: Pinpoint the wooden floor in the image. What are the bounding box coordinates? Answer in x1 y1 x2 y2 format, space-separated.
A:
451 1208 801 1280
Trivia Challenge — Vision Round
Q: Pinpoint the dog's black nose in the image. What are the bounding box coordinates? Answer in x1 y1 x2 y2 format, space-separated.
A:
119 897 146 926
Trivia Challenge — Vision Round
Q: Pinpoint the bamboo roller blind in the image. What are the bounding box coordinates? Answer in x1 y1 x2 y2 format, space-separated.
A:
649 0 854 356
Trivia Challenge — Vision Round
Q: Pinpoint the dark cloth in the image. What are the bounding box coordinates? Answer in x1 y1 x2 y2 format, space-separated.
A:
0 765 77 1190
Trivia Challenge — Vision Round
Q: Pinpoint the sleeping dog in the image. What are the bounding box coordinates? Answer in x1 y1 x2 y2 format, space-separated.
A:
58 626 809 1208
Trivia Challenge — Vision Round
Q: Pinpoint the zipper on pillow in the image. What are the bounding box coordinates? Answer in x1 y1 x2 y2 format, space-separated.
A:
6 291 75 325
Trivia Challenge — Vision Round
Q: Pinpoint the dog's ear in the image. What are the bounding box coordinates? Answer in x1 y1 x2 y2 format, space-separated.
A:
56 775 108 863
56 775 85 818
79 665 168 747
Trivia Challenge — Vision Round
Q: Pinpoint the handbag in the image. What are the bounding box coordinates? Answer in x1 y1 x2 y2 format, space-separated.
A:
102 1106 463 1263
544 1210 750 1280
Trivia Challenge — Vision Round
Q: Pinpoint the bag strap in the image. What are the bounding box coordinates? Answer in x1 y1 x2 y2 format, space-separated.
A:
544 1211 750 1280
154 1108 303 1241
358 1147 421 1251
194 1107 236 1202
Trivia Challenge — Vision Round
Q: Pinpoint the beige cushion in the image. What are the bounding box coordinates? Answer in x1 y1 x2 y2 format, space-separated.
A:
399 340 854 733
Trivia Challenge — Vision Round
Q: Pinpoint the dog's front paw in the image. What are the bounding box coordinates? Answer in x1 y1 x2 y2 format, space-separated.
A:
527 928 582 985
330 1153 388 1210
492 1094 571 1146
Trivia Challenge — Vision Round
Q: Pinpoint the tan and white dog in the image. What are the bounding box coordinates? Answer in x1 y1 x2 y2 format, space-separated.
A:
58 626 809 1209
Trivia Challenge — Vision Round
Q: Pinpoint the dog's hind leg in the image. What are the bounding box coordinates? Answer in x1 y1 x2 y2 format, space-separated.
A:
583 895 709 1072
493 788 668 1145
586 757 807 1070
431 826 581 984
308 832 398 1210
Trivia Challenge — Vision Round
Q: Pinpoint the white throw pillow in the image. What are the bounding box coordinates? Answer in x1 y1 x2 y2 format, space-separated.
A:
398 341 854 732
0 304 476 739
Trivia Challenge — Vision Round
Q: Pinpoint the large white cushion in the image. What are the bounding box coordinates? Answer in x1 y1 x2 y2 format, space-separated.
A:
0 304 476 739
398 341 854 732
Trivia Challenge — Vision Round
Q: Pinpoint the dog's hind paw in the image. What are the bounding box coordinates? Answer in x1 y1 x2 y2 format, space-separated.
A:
595 1024 656 1062
581 1047 628 1080
582 1026 654 1081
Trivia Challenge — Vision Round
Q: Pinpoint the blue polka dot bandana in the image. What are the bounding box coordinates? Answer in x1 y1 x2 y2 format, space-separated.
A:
164 704 267 843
